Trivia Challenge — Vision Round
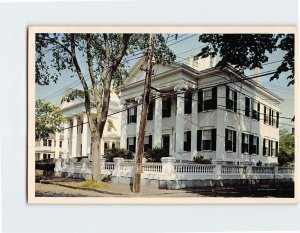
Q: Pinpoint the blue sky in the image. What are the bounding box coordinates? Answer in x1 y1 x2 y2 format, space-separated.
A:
35 34 294 130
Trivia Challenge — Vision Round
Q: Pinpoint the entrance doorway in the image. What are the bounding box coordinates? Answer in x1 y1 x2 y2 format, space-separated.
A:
162 135 170 155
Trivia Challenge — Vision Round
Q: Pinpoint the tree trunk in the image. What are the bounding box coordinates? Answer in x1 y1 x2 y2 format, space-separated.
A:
90 131 102 182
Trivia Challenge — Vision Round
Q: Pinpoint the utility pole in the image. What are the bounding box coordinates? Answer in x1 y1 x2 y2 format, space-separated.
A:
134 34 155 193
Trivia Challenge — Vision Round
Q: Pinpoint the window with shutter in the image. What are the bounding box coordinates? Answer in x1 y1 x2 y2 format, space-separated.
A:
202 130 212 150
144 135 152 152
242 134 250 153
184 92 192 114
271 140 276 157
252 100 259 121
147 101 154 120
128 137 136 153
226 87 236 111
128 106 137 123
203 89 212 110
162 97 171 118
225 129 236 152
184 131 191 151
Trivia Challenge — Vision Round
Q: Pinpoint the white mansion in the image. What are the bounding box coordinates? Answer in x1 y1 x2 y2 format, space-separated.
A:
58 91 121 159
119 56 282 165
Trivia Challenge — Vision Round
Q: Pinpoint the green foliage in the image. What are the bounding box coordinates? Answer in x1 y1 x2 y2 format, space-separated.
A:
198 34 295 86
107 119 116 131
278 129 294 166
78 180 109 189
35 99 64 140
35 159 55 171
144 147 169 162
256 160 262 166
193 155 212 164
104 148 133 162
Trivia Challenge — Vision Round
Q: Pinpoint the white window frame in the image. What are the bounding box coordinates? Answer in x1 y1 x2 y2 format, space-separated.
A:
202 129 212 151
243 134 250 154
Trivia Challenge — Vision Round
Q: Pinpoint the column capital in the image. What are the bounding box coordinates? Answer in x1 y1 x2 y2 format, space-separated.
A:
174 83 189 92
135 96 143 104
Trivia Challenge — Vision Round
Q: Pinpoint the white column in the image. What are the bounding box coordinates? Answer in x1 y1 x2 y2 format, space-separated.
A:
55 131 60 159
175 92 185 159
120 101 128 149
135 96 143 152
71 116 78 158
81 113 88 157
169 134 174 157
191 91 198 160
153 96 162 148
63 120 70 158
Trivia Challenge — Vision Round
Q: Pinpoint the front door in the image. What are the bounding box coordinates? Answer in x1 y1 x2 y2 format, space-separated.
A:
162 135 170 155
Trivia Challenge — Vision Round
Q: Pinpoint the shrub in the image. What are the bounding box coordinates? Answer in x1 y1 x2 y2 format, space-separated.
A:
193 155 212 164
104 148 133 162
256 160 262 166
144 147 169 162
35 159 55 171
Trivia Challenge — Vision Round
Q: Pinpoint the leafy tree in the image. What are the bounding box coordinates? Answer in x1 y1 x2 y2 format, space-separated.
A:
35 99 64 140
35 33 176 182
278 128 294 166
198 34 294 86
144 147 169 162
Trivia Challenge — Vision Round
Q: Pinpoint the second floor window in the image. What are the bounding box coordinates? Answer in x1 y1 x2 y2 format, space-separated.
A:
48 140 52 147
226 87 237 112
127 106 137 124
198 87 217 112
43 139 47 146
184 92 192 114
59 141 62 148
252 100 260 121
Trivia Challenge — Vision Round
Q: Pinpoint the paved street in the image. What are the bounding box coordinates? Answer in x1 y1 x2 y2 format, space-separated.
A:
35 181 294 198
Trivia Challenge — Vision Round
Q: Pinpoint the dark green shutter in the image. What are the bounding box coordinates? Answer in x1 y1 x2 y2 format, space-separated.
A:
234 91 237 112
212 87 217 109
127 138 129 150
211 129 216 151
268 140 271 157
167 98 172 117
149 135 152 150
245 97 250 117
263 139 266 156
225 129 228 151
264 106 267 124
241 133 245 153
256 137 259 155
197 130 202 151
269 108 272 125
249 135 253 154
133 137 136 153
127 109 130 124
233 131 237 152
276 141 278 157
187 131 191 151
276 112 279 128
257 103 260 121
226 86 230 109
198 90 203 112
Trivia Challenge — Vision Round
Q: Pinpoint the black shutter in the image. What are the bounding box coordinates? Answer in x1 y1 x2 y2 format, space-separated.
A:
234 91 237 112
212 87 217 109
241 133 245 153
276 112 279 128
147 102 153 120
197 130 202 151
226 86 230 109
149 135 152 150
211 129 216 151
198 90 203 112
257 103 260 121
245 97 250 117
276 141 278 157
225 129 229 151
264 106 267 124
249 135 253 154
269 108 272 125
127 138 129 150
256 137 259 155
167 98 172 117
263 139 266 156
127 109 130 124
269 140 272 156
184 92 192 114
233 131 237 152
133 137 136 153
134 106 137 123
186 131 191 151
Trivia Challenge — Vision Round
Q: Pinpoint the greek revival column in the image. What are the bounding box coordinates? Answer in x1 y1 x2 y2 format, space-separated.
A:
63 119 70 158
120 100 128 149
191 91 198 160
71 115 78 158
135 96 143 152
81 113 88 157
174 85 187 160
55 131 60 159
153 95 162 148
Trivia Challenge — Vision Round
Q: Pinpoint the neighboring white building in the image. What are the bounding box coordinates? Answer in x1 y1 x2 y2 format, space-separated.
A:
59 91 121 158
35 133 64 160
119 55 283 165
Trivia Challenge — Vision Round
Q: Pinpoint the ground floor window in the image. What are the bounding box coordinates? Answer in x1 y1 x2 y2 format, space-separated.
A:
144 135 152 152
127 137 136 153
225 129 236 152
197 129 216 151
184 131 191 151
263 138 277 157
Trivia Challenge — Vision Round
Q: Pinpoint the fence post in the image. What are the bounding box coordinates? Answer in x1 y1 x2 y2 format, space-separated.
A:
274 165 279 180
100 155 105 170
112 157 124 177
213 164 222 179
